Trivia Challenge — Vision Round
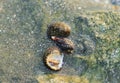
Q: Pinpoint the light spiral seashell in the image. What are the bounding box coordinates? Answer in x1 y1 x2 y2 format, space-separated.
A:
44 46 64 71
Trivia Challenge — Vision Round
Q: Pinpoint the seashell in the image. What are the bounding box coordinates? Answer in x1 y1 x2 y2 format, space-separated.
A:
44 46 64 71
47 22 71 39
51 36 75 54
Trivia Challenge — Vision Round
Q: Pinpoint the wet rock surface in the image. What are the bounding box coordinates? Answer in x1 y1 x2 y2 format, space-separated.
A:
73 34 95 55
0 0 120 83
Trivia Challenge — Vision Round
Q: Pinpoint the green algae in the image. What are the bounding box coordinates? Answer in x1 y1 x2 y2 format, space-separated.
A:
37 74 89 83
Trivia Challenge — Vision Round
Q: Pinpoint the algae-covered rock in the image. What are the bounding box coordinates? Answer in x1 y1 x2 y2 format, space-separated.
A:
0 0 120 83
37 74 89 83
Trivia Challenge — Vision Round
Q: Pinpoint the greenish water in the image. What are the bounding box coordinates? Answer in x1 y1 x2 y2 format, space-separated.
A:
0 0 120 83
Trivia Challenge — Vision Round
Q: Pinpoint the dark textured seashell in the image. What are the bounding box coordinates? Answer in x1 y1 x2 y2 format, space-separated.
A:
44 46 64 71
47 22 71 39
51 36 75 54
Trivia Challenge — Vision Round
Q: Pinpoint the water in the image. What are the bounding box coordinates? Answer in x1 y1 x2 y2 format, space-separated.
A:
0 0 120 83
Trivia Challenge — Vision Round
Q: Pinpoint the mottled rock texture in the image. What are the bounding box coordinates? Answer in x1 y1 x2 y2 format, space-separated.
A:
0 0 120 83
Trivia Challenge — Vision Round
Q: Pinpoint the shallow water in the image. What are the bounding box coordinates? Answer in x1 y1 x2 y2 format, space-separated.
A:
0 0 120 83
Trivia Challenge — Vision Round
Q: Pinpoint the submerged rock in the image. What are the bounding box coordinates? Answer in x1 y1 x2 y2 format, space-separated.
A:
37 74 89 83
74 35 95 55
1 0 120 82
